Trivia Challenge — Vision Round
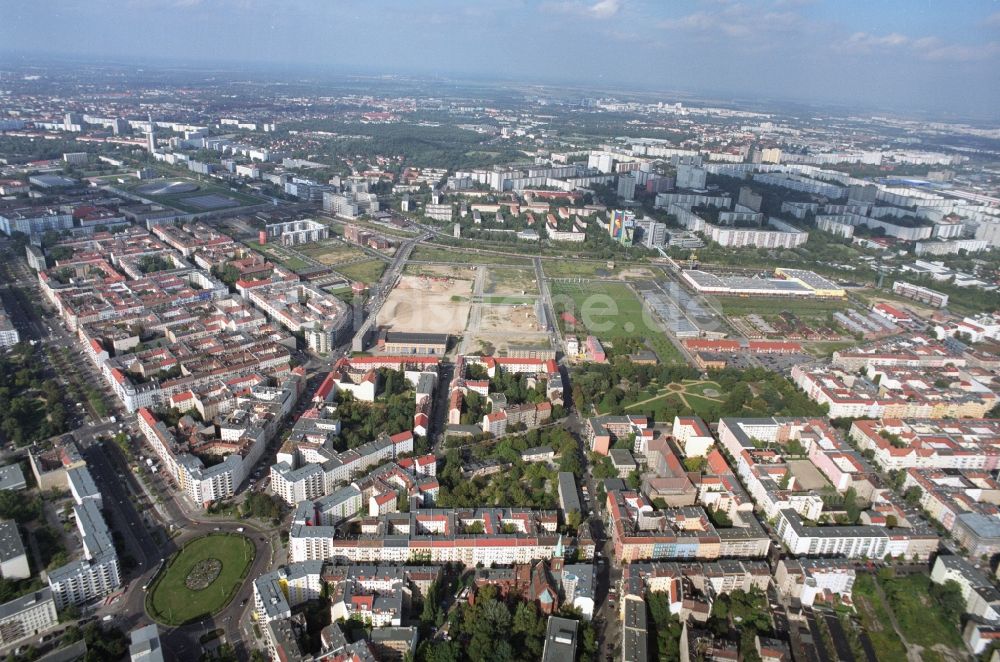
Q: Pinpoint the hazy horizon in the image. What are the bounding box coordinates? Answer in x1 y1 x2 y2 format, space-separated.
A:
3 0 1000 120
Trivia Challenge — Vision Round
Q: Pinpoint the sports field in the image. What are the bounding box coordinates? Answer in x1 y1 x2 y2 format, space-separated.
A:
127 178 264 213
147 533 254 626
551 281 683 363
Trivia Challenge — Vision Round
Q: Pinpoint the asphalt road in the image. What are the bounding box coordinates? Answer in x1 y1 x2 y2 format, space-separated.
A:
81 441 165 567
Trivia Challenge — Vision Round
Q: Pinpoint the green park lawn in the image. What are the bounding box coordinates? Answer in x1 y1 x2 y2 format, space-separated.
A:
543 259 619 278
608 379 724 419
337 260 387 284
551 281 683 363
147 534 254 626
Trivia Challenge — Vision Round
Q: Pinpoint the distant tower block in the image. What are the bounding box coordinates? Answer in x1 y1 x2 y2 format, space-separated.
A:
453 223 460 238
259 230 267 245
147 113 156 153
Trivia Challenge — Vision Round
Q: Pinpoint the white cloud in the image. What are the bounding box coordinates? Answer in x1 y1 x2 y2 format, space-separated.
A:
658 2 808 39
985 11 1000 28
837 30 1000 63
540 0 623 20
839 31 910 53
588 0 621 19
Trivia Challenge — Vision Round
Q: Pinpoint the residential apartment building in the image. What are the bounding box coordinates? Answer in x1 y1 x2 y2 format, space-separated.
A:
606 490 769 563
0 589 58 647
47 489 121 608
0 521 30 580
849 419 1000 472
289 508 593 567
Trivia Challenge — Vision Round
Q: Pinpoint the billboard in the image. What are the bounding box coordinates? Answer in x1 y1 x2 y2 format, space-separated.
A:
610 209 635 244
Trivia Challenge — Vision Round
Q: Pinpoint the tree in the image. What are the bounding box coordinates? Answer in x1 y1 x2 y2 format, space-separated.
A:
565 510 582 531
683 456 706 473
930 579 965 624
579 619 599 660
647 592 684 661
82 623 128 662
741 629 763 662
512 601 540 635
707 507 733 528
844 487 861 524
0 491 41 523
903 486 922 506
420 580 439 625
468 599 511 661
626 469 642 490
418 641 460 662
590 453 617 480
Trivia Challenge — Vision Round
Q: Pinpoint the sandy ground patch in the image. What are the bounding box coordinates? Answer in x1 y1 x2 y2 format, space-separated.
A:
466 303 549 354
618 267 656 279
380 274 473 334
480 303 545 335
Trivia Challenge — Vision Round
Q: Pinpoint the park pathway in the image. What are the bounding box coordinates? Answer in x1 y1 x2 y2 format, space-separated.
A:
870 574 925 662
623 380 724 412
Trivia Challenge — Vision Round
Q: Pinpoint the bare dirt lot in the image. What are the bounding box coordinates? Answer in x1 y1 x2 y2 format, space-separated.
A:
380 274 473 334
480 303 544 335
465 303 549 355
618 267 656 280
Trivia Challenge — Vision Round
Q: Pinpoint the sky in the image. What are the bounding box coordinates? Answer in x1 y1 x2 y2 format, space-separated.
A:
3 0 1000 119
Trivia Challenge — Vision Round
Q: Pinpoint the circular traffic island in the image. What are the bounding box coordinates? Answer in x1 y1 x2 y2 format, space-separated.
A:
147 533 255 626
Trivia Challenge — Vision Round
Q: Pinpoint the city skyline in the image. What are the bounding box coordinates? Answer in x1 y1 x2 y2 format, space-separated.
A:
3 0 1000 119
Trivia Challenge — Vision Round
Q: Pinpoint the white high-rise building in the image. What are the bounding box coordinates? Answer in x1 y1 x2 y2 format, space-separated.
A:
147 114 156 153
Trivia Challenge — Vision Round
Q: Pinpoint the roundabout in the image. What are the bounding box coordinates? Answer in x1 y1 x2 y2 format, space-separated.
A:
146 533 255 626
